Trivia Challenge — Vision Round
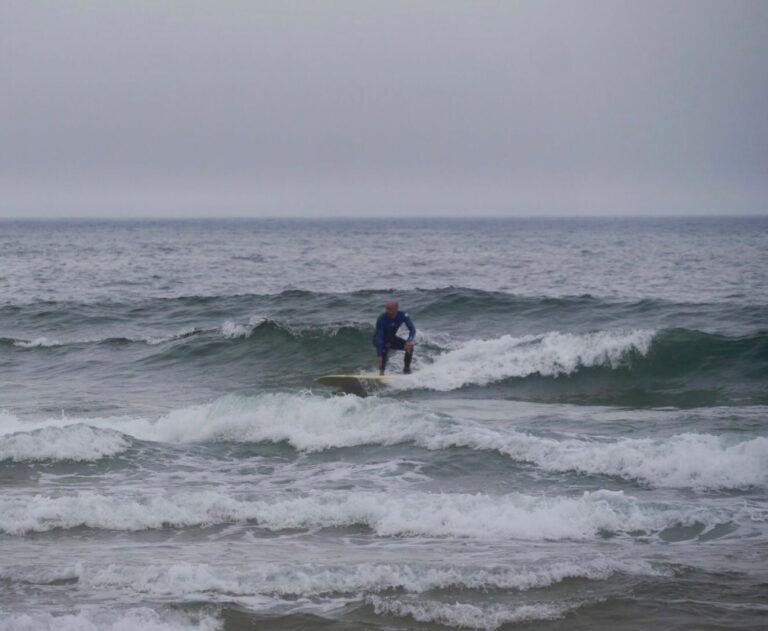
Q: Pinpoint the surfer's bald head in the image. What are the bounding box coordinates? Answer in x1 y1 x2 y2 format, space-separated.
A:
385 299 398 317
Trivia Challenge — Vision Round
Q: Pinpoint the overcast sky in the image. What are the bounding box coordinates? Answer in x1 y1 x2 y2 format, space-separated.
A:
1 1 766 218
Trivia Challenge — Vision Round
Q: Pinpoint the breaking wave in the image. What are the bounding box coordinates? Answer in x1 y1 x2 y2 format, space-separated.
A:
0 557 667 595
397 329 656 390
2 393 766 489
0 424 131 462
0 487 750 539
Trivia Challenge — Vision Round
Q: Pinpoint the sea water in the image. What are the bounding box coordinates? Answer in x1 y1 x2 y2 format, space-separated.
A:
0 218 766 630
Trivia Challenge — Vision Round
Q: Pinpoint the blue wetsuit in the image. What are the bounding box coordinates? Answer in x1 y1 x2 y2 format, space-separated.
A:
373 310 416 373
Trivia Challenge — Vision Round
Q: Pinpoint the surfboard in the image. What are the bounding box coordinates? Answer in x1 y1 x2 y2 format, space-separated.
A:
315 374 389 395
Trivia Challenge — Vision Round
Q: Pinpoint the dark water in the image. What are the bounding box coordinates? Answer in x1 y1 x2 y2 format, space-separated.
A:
1 218 767 630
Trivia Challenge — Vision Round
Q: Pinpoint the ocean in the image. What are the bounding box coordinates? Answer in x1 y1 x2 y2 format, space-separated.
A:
0 217 766 630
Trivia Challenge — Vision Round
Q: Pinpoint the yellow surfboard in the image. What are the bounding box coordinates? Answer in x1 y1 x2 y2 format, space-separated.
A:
315 374 389 395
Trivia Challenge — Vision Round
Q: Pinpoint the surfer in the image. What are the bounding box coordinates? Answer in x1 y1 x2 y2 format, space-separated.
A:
373 299 416 375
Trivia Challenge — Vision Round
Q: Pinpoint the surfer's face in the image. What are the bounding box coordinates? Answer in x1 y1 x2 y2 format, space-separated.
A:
385 301 398 318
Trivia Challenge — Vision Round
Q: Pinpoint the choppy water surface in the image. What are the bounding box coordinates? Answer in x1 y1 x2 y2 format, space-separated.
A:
1 218 767 631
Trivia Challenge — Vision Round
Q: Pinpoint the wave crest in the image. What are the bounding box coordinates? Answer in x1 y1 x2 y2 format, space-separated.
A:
398 329 655 391
0 424 130 462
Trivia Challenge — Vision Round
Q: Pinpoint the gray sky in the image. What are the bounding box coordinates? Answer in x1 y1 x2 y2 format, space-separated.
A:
1 0 767 218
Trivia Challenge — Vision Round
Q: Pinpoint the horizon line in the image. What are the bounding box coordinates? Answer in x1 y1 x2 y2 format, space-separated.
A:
1 212 767 222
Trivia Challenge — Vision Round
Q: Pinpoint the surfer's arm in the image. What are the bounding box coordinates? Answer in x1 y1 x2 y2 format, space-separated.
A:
374 316 386 356
403 313 416 342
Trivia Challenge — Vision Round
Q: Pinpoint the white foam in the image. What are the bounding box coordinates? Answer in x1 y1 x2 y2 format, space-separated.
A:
219 320 251 338
44 557 664 597
219 315 267 338
13 336 61 348
0 608 220 631
0 488 727 538
395 329 656 391
368 596 566 630
0 424 130 462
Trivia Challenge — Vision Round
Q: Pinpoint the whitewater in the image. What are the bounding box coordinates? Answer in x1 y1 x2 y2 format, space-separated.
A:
1 218 767 631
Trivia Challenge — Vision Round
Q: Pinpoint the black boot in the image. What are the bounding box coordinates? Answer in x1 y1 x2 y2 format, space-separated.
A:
403 350 413 374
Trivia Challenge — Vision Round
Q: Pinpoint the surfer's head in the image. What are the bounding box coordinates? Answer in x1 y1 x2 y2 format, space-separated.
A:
385 299 398 318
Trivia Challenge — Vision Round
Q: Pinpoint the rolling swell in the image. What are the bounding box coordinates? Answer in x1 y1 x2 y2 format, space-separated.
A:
137 319 383 378
2 287 767 407
3 286 767 332
5 309 766 375
4 320 767 406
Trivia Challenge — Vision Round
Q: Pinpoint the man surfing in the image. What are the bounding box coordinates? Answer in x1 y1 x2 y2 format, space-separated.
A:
373 299 416 375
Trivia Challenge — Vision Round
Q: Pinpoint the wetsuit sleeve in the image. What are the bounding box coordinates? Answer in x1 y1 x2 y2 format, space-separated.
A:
404 313 416 342
374 315 385 357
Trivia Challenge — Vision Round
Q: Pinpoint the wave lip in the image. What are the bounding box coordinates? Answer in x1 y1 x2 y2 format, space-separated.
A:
142 326 202 345
219 315 268 339
0 424 131 463
0 488 742 539
398 329 656 391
